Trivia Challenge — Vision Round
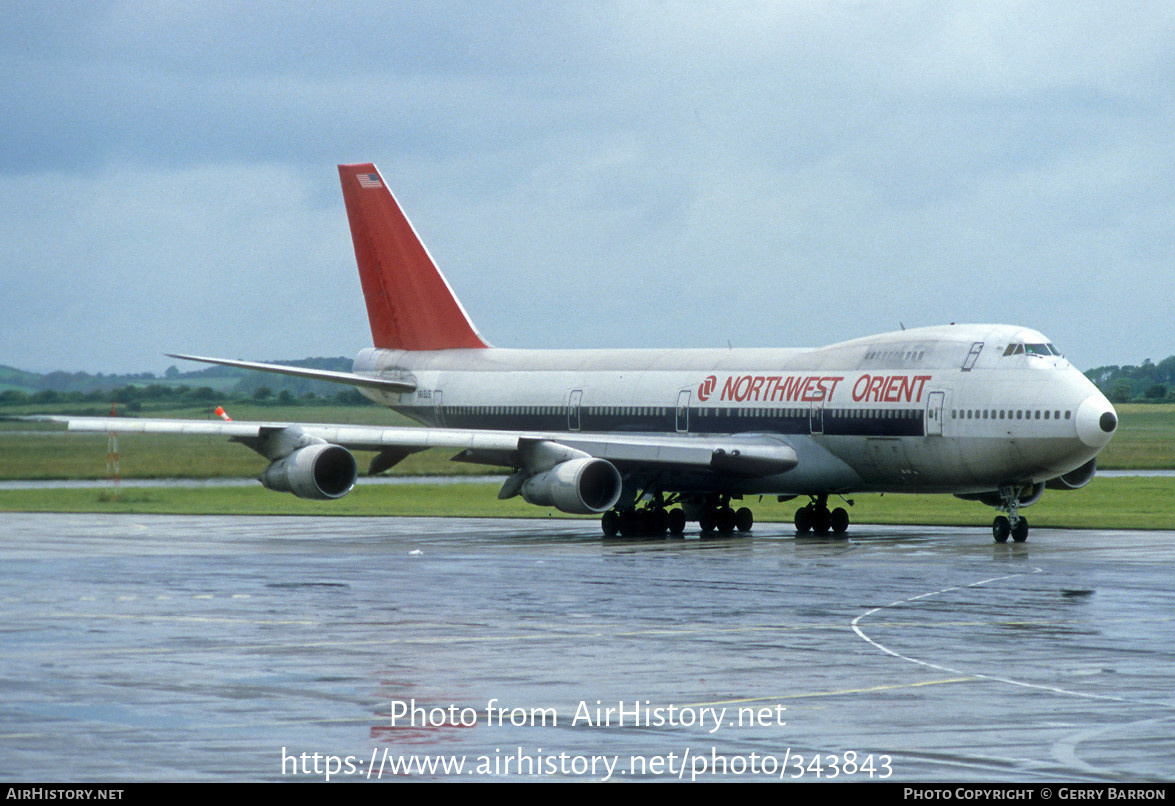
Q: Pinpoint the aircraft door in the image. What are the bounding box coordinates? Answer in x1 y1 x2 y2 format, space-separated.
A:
926 391 945 436
433 390 446 426
810 404 824 435
568 389 582 431
676 390 690 433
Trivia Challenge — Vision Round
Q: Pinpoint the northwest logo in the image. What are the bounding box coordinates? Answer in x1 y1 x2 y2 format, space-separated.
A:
697 375 717 402
695 373 932 404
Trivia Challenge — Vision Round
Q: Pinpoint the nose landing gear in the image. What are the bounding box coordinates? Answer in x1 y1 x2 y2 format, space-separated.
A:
992 486 1029 543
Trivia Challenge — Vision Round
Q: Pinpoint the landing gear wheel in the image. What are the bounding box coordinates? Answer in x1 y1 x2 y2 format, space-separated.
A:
810 507 831 535
735 507 754 532
794 507 811 534
699 510 715 533
830 507 849 535
1012 516 1029 543
992 516 1010 543
716 506 737 535
667 508 686 536
601 510 619 537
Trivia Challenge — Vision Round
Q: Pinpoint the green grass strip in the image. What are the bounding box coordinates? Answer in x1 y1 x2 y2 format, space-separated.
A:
1 477 1171 531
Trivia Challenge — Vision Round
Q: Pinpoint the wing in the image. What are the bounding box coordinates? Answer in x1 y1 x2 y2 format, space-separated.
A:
29 416 799 513
35 416 798 475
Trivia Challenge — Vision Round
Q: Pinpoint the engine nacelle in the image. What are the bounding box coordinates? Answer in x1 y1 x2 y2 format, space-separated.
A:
1018 482 1046 507
260 443 358 500
520 458 622 515
1046 459 1097 491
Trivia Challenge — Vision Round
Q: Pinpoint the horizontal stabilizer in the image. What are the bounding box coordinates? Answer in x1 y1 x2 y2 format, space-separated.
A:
166 353 416 394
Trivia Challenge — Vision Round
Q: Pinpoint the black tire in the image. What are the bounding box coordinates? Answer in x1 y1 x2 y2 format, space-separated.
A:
716 506 737 534
830 507 849 534
811 507 831 535
1012 516 1029 543
993 516 1010 543
735 507 754 532
667 508 687 536
601 510 619 537
794 507 811 534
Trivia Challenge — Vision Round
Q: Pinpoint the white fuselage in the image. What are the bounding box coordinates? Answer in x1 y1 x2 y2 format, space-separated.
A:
352 323 1116 497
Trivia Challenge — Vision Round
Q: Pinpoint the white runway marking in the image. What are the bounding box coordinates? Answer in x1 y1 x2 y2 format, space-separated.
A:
849 567 1167 706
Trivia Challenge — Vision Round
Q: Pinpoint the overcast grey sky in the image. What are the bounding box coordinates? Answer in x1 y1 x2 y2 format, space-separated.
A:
1 1 1172 374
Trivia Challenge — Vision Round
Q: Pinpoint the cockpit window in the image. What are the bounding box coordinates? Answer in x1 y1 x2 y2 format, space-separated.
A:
1024 343 1057 356
1003 343 1061 357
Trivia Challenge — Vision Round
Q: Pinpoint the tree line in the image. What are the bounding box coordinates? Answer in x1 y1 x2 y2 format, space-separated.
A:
0 357 365 410
0 383 369 410
1085 356 1175 403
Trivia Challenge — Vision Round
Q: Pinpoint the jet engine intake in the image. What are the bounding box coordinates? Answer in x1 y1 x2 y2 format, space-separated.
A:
1046 458 1097 490
260 443 358 500
520 457 622 514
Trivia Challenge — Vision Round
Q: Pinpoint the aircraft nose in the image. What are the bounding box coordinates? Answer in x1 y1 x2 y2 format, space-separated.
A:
1076 394 1118 448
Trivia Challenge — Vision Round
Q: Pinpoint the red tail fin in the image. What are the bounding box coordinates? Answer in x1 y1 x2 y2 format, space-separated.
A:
338 163 489 350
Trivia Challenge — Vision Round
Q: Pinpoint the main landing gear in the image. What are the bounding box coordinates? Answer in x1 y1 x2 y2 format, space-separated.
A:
992 486 1029 543
698 501 754 535
599 494 753 538
600 506 686 538
793 495 850 536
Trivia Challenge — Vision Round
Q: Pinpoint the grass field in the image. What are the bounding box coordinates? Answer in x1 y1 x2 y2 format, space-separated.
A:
1096 403 1175 469
0 404 484 479
1 402 1171 527
0 477 1170 530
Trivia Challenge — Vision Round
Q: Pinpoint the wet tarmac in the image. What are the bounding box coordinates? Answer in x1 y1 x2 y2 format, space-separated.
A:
1 513 1173 782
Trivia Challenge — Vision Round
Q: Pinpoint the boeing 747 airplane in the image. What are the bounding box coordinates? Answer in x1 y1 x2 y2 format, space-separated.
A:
45 163 1119 542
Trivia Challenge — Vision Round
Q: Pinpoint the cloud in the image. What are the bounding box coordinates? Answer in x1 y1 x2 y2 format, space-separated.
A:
1 1 1172 372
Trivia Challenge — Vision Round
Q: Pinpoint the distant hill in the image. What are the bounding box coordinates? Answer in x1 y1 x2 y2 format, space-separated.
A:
0 365 43 392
